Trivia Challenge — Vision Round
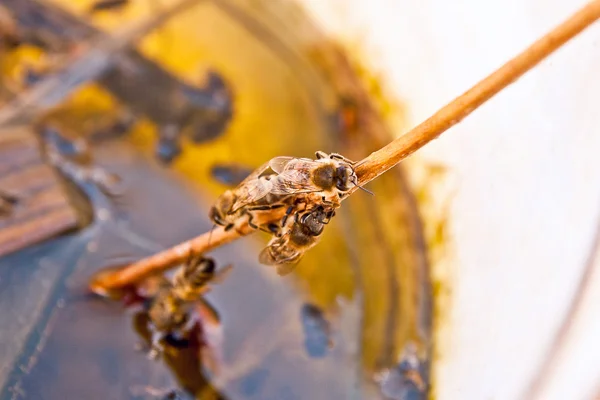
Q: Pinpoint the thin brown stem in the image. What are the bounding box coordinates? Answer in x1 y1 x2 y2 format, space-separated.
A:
89 224 252 296
89 0 600 295
354 0 600 187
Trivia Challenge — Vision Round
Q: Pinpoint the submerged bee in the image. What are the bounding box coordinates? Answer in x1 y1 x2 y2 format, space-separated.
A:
300 303 334 358
146 253 232 359
41 126 124 196
258 205 335 275
376 343 426 400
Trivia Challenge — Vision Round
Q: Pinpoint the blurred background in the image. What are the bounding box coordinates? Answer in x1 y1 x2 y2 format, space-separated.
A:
0 0 599 399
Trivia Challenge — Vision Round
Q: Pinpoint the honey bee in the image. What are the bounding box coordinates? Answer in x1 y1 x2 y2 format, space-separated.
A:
209 151 362 234
266 151 360 200
258 205 335 275
209 161 289 234
300 303 334 358
146 253 232 359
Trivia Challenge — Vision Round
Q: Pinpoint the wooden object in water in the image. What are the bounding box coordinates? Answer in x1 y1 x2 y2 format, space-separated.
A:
0 127 80 257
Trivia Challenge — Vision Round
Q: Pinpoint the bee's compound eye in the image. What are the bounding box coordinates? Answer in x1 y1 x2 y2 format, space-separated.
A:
335 166 352 191
301 212 324 236
201 258 216 274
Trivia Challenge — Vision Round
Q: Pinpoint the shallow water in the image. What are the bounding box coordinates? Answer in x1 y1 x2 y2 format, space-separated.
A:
0 1 432 398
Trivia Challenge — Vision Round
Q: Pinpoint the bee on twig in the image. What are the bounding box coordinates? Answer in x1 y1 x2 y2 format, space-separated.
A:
209 160 289 234
146 253 232 359
209 151 363 235
266 151 361 202
258 205 335 275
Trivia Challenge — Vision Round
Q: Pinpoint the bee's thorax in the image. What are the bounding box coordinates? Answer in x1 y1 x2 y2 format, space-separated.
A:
312 164 336 190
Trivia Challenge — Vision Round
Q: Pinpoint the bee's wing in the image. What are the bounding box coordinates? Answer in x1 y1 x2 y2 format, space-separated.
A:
276 263 298 276
238 161 272 186
231 178 273 211
196 297 222 325
258 246 279 265
269 169 320 194
268 156 295 174
258 241 303 273
210 264 234 284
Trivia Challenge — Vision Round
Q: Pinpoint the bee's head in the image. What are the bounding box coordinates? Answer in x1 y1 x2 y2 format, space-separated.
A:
208 205 224 225
182 257 216 289
299 208 329 237
209 191 236 225
197 257 216 275
334 165 356 192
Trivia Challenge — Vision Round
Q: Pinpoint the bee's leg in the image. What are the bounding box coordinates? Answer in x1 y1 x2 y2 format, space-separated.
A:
223 223 235 231
315 151 328 160
245 211 271 234
246 214 260 230
244 204 286 233
281 205 294 227
245 204 286 211
147 330 166 360
245 211 279 235
329 152 356 164
267 222 282 236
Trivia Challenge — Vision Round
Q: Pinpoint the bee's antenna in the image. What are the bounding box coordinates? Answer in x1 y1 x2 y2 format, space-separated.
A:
357 186 374 195
352 177 374 196
186 247 195 266
207 224 216 247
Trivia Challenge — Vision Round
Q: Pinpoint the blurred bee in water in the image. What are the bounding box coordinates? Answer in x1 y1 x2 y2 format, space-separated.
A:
258 204 335 275
210 162 253 187
300 303 334 358
40 125 124 197
375 343 426 400
146 253 232 361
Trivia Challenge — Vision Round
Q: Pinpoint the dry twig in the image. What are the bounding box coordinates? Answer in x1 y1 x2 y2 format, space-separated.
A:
89 0 600 295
